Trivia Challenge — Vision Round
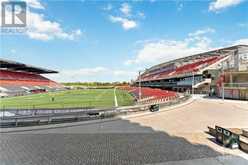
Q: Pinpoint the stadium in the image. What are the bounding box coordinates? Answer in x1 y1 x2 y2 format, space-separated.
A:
2 45 247 110
0 59 136 109
1 0 248 164
134 45 248 100
1 45 248 164
0 45 247 114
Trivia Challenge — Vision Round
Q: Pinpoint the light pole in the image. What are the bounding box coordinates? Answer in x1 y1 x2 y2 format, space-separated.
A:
222 82 225 101
192 71 195 96
221 62 225 101
138 71 142 100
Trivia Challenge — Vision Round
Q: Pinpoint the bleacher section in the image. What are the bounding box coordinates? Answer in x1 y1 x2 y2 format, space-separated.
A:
135 45 248 94
120 86 178 104
0 70 62 96
0 59 63 97
140 56 223 82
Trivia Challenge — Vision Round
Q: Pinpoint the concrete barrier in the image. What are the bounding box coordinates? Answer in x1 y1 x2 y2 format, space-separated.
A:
208 126 216 137
208 126 248 152
242 129 248 138
239 136 248 153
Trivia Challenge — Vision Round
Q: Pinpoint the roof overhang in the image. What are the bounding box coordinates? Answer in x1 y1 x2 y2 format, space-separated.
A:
0 58 58 74
143 44 248 75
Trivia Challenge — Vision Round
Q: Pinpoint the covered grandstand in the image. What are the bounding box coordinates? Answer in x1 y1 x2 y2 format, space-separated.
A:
0 59 63 97
134 45 248 100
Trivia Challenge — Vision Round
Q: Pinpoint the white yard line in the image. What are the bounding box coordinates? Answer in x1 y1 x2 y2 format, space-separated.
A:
114 87 118 107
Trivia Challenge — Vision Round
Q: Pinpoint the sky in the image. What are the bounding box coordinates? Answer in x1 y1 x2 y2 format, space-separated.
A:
1 0 248 82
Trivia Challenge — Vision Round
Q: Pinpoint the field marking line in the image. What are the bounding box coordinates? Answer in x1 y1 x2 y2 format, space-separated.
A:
114 87 118 107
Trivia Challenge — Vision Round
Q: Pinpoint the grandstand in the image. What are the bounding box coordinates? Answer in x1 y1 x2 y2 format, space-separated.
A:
120 86 178 104
0 59 63 97
134 45 248 100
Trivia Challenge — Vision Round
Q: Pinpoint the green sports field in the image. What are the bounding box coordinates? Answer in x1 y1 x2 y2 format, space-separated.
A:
0 88 134 109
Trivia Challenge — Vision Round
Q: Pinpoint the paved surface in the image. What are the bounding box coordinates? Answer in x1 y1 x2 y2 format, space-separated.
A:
128 98 248 134
0 98 248 164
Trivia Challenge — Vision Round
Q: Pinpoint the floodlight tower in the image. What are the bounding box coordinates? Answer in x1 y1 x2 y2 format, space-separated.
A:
138 71 142 100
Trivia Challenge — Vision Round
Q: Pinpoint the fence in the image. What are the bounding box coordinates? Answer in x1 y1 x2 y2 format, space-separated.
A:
216 83 248 100
0 95 190 128
224 83 248 88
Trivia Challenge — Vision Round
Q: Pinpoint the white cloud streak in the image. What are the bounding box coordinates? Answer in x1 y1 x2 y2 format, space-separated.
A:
126 28 215 65
25 0 45 9
234 38 248 45
102 3 113 11
106 2 144 30
26 11 82 41
188 28 215 37
45 67 137 82
0 0 82 41
109 15 137 30
209 0 244 12
120 3 131 16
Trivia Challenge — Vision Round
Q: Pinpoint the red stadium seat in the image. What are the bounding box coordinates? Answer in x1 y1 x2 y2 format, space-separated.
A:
0 70 62 89
119 86 178 103
139 56 223 81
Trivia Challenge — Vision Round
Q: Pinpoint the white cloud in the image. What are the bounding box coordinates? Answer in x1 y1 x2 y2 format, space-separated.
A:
209 0 244 12
0 0 82 41
25 0 45 9
120 3 131 16
238 23 248 28
188 27 215 37
137 11 145 19
0 0 44 9
234 38 248 45
105 2 144 30
103 3 113 11
45 67 137 82
26 11 82 41
126 28 215 65
109 15 137 30
10 49 16 54
113 70 136 77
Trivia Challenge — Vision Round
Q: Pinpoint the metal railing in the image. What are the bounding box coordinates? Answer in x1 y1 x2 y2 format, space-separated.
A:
224 83 248 88
0 95 190 128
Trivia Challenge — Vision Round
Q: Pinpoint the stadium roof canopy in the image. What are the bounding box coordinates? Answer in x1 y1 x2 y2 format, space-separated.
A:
144 44 248 74
0 58 58 74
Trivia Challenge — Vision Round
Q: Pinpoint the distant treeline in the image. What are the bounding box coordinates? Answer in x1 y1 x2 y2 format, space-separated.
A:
62 82 130 87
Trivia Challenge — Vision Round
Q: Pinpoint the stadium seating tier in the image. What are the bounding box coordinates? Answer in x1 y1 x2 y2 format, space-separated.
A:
139 56 223 81
120 86 178 103
0 70 62 96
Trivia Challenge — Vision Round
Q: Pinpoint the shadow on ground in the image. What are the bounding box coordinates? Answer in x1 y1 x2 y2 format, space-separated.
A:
0 118 247 165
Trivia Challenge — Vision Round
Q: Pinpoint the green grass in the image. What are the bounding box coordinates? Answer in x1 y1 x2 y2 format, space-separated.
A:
0 89 134 109
115 89 135 106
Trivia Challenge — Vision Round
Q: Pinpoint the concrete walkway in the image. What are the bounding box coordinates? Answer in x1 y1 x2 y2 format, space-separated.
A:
1 97 247 165
154 155 248 165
